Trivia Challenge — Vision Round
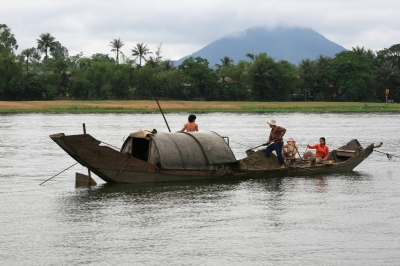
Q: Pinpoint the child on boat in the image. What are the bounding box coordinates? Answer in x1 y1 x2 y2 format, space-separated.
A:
180 114 198 132
282 137 299 160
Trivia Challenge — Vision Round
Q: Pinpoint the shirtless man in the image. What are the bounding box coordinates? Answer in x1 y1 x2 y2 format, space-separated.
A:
180 114 198 132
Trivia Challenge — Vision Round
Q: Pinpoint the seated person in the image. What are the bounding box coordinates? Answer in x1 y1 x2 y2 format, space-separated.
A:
282 137 299 160
303 137 329 164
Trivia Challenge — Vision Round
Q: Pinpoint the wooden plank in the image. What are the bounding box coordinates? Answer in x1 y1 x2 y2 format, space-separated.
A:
336 149 356 153
335 150 355 157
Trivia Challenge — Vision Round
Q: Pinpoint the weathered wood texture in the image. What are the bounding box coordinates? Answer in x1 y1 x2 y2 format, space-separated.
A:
75 172 97 186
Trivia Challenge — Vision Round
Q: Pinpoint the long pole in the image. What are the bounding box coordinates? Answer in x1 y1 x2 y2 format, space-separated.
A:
303 145 309 158
386 88 389 105
294 142 302 159
39 163 78 185
246 144 265 151
304 84 307 101
146 76 171 132
83 123 91 179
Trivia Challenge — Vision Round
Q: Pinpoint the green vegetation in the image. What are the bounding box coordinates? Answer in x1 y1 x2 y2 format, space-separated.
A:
1 23 400 103
1 100 399 113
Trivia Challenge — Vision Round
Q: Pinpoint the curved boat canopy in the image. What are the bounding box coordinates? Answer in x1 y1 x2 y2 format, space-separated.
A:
122 130 236 170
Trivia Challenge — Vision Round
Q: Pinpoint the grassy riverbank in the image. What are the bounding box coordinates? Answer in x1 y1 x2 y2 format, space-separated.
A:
1 100 399 113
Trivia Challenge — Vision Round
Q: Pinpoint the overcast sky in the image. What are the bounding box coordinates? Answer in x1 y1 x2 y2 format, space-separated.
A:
1 0 399 61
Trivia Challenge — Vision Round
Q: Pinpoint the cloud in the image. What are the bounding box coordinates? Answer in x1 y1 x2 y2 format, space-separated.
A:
1 0 399 60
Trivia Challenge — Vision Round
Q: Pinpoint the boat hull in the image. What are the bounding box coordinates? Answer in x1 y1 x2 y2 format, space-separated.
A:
50 133 374 183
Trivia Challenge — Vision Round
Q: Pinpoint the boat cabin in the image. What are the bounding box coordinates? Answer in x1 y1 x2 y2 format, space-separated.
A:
120 129 237 170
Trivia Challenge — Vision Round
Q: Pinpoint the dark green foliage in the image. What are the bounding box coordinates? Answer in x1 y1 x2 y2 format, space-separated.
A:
328 51 375 101
153 70 184 99
380 44 400 69
92 53 113 63
247 53 275 100
25 78 47 100
111 64 134 99
219 60 251 101
1 23 400 103
374 44 400 102
6 78 25 100
0 24 18 54
178 57 218 100
69 77 91 99
245 53 297 101
50 41 69 60
273 60 298 101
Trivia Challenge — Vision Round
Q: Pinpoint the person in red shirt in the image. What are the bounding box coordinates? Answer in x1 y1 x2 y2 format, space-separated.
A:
303 137 329 164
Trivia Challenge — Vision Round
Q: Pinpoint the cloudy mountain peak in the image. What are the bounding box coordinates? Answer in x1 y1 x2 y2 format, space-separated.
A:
175 26 347 66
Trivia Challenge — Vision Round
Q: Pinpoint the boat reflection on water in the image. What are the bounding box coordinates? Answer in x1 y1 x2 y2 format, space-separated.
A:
314 176 328 193
66 171 370 205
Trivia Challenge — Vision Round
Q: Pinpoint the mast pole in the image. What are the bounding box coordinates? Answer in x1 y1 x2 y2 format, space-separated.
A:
146 76 171 132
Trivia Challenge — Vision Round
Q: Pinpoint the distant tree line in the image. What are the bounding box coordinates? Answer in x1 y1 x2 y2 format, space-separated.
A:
1 23 399 102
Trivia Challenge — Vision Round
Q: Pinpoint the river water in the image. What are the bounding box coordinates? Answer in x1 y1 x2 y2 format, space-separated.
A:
1 113 400 265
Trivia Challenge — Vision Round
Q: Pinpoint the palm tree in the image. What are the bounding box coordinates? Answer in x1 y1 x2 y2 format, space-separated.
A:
254 65 274 88
375 61 400 88
131 43 152 96
352 46 375 59
315 55 331 71
313 55 332 99
246 53 274 100
109 38 125 64
245 53 255 61
298 58 314 100
159 59 175 71
352 46 366 56
145 56 158 68
214 56 234 76
131 43 152 67
36 33 56 60
218 56 234 67
365 49 376 59
21 48 35 75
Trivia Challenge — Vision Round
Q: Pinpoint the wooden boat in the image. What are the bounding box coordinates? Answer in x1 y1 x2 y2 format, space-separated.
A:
50 129 378 183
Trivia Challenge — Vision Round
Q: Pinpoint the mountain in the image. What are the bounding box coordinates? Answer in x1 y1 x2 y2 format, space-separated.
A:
174 26 347 66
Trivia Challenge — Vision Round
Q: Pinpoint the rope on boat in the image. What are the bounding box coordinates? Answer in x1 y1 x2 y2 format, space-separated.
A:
100 141 120 150
40 162 78 185
374 150 400 161
114 154 132 180
229 140 254 149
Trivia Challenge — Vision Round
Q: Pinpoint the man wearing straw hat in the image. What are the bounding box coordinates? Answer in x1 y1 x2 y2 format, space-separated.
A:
263 118 286 168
